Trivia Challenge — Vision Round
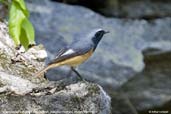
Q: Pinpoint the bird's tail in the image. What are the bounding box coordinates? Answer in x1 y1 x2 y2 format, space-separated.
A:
34 63 60 77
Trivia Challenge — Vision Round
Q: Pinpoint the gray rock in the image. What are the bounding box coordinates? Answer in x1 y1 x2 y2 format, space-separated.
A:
51 0 171 18
0 82 111 114
0 21 111 114
27 0 171 88
121 51 171 111
26 0 171 113
118 0 171 18
0 21 47 93
0 21 46 84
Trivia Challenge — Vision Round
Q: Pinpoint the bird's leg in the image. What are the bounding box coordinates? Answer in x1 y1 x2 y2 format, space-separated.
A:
44 73 47 80
71 67 83 80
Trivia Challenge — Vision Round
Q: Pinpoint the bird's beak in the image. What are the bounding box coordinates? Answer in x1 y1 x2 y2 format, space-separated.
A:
104 31 110 34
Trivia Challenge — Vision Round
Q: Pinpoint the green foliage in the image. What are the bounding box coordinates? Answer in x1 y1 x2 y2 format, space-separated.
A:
8 0 35 49
0 0 4 2
0 0 9 6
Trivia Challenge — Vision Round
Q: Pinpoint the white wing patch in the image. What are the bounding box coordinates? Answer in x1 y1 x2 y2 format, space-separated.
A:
61 49 75 56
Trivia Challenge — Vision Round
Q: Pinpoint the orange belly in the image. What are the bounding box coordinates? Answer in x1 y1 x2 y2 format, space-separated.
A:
58 49 93 67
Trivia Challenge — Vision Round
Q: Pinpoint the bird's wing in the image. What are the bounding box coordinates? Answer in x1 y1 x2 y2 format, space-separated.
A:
48 45 93 65
55 47 68 58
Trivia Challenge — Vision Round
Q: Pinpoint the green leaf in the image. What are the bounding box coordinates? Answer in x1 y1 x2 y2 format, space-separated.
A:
0 0 3 2
13 0 29 17
22 18 35 45
20 26 29 50
9 1 25 45
0 0 4 2
8 0 35 50
13 0 26 10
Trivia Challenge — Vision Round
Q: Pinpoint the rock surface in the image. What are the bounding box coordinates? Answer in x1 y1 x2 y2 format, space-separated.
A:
0 3 8 20
26 0 171 113
0 22 111 114
0 82 111 114
51 0 171 18
121 51 171 111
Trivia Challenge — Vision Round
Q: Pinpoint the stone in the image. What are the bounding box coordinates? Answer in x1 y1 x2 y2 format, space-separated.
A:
121 51 171 111
0 21 111 114
26 0 171 113
0 81 111 114
50 0 171 18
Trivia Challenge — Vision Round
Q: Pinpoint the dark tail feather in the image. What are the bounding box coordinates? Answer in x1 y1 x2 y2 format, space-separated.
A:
34 66 50 77
34 63 60 77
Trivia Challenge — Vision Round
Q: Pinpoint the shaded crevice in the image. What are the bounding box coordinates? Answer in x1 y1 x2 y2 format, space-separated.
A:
142 49 171 70
51 0 171 19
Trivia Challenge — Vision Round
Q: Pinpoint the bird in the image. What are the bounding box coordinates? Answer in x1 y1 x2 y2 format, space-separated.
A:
35 28 109 80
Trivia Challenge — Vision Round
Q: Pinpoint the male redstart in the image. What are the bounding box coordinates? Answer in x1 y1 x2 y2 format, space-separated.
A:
35 28 109 79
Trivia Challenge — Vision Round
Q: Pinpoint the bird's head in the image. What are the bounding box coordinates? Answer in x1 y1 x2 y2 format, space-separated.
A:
91 28 109 48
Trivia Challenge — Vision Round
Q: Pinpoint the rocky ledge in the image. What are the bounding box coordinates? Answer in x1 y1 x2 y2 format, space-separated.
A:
0 22 111 114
